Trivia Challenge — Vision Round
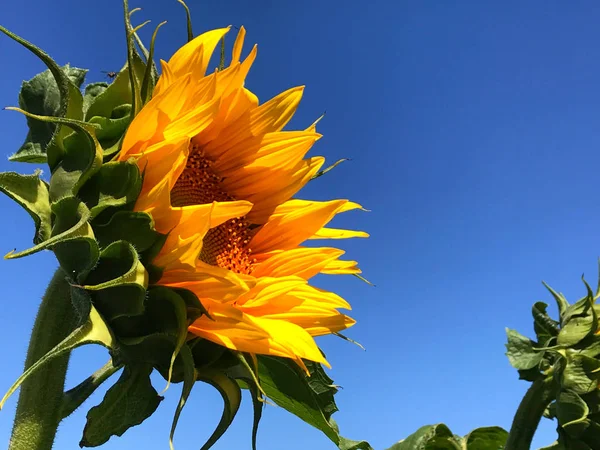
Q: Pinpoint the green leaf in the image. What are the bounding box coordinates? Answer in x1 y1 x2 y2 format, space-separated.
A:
505 328 544 370
464 426 508 450
257 356 338 443
0 171 51 243
83 241 148 320
61 359 122 419
80 364 163 447
94 210 162 253
330 419 373 450
305 360 339 421
385 424 458 450
198 372 242 450
533 302 560 343
0 304 114 410
0 26 85 166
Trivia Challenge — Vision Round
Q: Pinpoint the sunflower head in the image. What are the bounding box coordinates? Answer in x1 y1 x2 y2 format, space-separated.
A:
0 3 370 449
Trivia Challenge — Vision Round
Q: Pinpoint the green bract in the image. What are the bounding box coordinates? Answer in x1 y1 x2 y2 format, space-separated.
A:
0 2 370 449
505 269 600 450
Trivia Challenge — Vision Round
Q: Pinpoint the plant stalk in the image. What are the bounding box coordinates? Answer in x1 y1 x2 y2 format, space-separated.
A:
504 377 557 450
9 268 76 450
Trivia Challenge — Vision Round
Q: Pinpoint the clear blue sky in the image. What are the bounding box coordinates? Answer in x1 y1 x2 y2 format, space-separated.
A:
1 1 600 449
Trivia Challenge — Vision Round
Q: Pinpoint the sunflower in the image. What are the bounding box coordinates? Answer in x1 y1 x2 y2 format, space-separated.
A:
118 26 367 370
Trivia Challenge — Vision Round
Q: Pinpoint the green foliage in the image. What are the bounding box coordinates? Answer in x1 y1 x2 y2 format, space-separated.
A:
385 424 507 450
80 365 162 447
257 356 373 449
505 272 600 450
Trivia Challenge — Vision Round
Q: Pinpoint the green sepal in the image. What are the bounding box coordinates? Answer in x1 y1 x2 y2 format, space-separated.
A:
0 304 114 410
0 171 51 243
0 25 85 164
83 82 109 115
114 288 187 377
6 197 98 279
77 159 141 217
558 284 597 346
171 287 211 321
561 353 600 395
312 158 349 180
557 390 590 437
533 301 560 343
84 55 146 121
176 0 194 42
88 104 132 158
197 371 242 450
80 364 163 447
505 328 545 370
94 211 162 253
543 281 570 319
225 354 265 450
189 338 227 369
140 21 166 104
83 241 148 320
169 344 197 450
12 65 86 163
148 287 188 390
123 0 144 117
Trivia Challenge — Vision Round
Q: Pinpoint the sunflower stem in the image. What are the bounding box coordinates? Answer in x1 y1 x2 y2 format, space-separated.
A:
9 268 77 450
504 377 556 450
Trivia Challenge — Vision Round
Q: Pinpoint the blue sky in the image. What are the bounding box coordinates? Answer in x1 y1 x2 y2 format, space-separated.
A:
1 1 600 449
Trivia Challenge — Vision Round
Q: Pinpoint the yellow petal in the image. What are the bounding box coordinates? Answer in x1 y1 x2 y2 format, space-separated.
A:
160 261 251 303
189 300 330 366
320 259 362 275
232 26 246 64
153 200 253 271
250 199 363 253
168 27 230 81
309 227 370 240
253 247 345 279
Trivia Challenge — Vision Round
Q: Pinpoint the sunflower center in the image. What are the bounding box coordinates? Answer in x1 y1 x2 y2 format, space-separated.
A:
170 143 256 274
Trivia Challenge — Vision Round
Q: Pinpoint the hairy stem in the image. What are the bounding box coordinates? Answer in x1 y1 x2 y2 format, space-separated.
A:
9 268 76 450
505 377 557 450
